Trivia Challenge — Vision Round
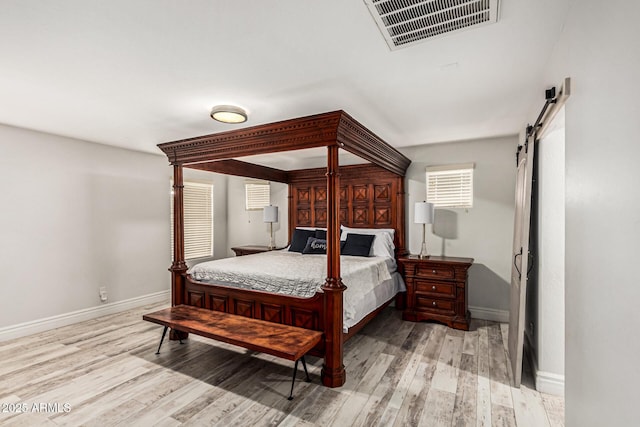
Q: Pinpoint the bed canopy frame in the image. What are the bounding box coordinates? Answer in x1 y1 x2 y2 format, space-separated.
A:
158 110 411 387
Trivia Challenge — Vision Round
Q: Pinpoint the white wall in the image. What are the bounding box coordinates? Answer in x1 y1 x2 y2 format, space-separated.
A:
542 1 640 425
400 136 516 317
0 124 170 330
0 123 289 336
226 176 288 256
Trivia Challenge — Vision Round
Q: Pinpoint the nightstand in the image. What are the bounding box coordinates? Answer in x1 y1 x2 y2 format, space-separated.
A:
398 255 474 331
231 245 285 256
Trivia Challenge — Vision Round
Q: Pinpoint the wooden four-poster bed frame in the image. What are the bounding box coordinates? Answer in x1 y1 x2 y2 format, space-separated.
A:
157 110 411 387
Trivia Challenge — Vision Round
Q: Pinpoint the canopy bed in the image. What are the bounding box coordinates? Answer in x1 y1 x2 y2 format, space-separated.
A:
157 110 411 387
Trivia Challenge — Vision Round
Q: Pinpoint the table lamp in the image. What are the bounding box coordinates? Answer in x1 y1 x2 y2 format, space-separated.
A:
414 201 434 259
263 205 279 250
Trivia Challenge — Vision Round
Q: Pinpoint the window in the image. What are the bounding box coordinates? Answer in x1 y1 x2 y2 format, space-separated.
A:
245 181 270 210
426 163 474 208
171 181 214 260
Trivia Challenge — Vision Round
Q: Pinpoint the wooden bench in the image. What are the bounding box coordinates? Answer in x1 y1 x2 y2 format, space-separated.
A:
143 305 323 400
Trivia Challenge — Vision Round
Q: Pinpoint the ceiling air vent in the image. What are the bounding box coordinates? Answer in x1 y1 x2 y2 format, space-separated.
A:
364 0 500 50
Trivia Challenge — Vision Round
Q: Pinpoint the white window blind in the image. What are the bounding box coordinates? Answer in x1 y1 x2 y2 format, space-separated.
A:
171 181 214 260
426 163 474 208
245 181 270 210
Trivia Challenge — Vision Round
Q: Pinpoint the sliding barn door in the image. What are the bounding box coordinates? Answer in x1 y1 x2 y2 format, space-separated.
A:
508 134 536 387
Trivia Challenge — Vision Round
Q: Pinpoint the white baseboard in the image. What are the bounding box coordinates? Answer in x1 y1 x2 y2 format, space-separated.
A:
0 289 170 343
535 370 565 396
469 305 509 323
525 333 565 396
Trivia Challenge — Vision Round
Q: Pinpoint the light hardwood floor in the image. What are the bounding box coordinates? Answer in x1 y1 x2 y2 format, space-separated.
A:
0 302 564 426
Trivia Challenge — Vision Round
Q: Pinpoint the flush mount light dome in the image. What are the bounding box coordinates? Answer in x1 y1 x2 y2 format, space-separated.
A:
210 105 248 123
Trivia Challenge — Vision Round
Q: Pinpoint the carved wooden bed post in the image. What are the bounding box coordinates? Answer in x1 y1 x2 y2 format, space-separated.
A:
170 163 188 340
321 144 346 387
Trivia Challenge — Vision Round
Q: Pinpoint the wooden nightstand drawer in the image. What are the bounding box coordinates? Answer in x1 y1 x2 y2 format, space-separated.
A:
415 295 455 314
414 264 455 280
415 280 455 298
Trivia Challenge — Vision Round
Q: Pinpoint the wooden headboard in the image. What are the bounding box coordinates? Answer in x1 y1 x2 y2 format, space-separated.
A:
287 163 406 257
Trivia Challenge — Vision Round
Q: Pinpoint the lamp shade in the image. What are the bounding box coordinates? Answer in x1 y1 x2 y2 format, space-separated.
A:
414 202 434 224
263 205 278 223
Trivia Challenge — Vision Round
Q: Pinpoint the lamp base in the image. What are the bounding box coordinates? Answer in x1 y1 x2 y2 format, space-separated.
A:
268 224 275 250
419 241 429 259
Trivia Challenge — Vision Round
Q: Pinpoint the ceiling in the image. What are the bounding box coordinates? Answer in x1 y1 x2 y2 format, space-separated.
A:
0 1 570 161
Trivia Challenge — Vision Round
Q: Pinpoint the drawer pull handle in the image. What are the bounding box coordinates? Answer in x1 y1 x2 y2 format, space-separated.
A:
432 301 437 306
432 285 437 290
432 270 437 274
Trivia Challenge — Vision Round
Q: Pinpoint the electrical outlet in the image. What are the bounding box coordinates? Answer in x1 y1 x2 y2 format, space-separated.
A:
99 286 108 302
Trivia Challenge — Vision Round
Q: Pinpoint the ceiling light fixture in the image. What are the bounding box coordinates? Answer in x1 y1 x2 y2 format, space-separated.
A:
210 105 248 124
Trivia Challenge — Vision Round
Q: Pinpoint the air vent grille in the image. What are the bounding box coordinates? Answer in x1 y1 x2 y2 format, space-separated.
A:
365 0 500 50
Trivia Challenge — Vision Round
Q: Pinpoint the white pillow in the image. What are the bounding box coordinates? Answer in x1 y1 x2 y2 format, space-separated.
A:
340 226 395 258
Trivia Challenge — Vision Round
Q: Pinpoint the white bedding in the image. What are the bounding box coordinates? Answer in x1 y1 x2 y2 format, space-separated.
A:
188 250 405 332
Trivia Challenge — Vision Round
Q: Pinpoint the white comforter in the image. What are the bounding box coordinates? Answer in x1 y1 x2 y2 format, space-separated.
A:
188 250 402 329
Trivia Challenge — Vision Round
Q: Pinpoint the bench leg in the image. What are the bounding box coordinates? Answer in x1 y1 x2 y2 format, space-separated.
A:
301 356 311 382
288 356 311 400
288 359 299 400
155 326 169 355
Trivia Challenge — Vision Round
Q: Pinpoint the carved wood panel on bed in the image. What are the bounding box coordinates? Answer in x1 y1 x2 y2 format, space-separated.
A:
288 163 406 255
183 280 326 355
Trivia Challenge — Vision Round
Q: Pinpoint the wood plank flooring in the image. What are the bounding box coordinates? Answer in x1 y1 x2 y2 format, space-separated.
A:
0 302 564 426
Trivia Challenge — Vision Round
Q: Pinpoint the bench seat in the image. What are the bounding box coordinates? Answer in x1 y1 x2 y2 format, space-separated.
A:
143 305 323 399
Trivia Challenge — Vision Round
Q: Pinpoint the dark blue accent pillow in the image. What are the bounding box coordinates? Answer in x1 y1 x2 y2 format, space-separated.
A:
341 233 375 257
289 229 316 253
302 237 327 254
315 229 327 240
